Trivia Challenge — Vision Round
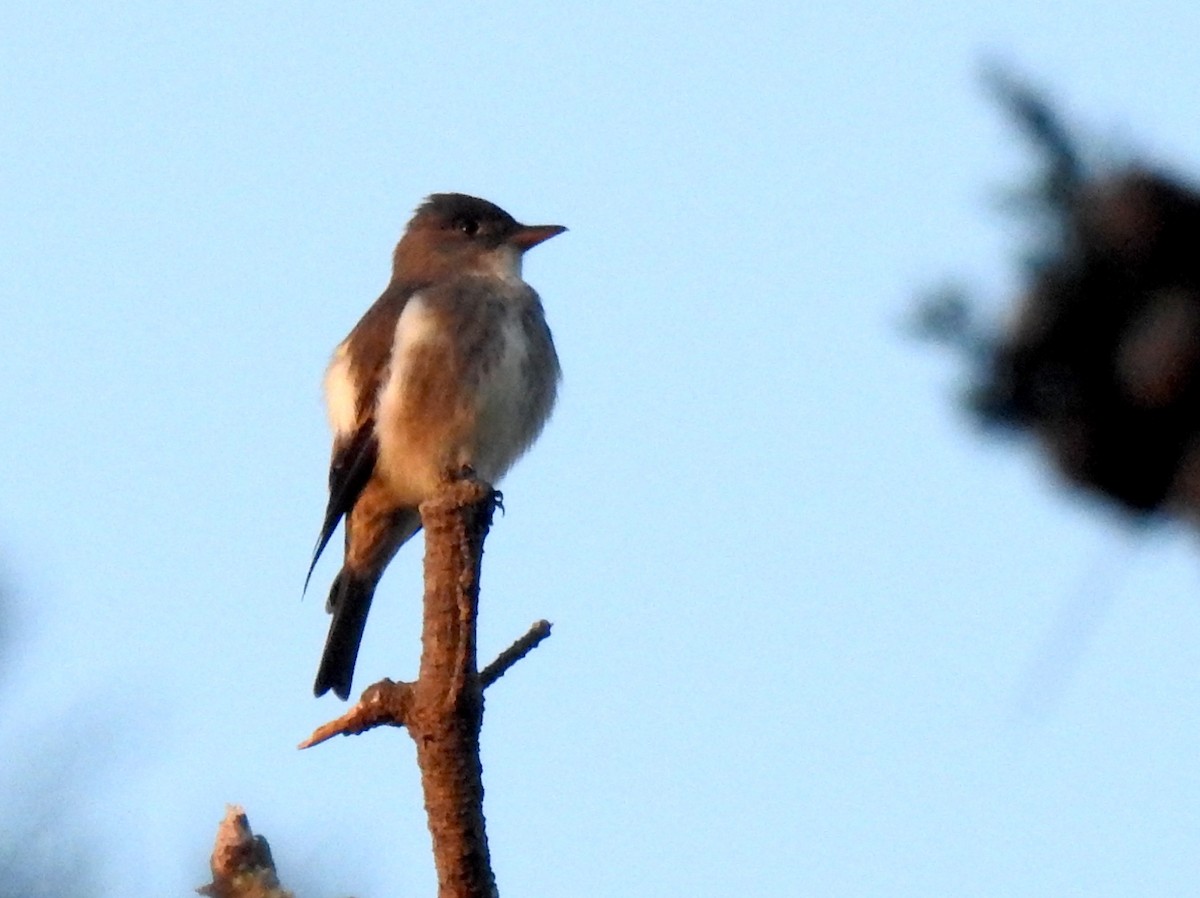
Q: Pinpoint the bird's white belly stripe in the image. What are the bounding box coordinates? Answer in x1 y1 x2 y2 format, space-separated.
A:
376 294 441 424
324 343 359 436
373 296 458 498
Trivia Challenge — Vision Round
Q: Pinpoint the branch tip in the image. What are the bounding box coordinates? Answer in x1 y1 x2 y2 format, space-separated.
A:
481 619 553 689
299 678 415 749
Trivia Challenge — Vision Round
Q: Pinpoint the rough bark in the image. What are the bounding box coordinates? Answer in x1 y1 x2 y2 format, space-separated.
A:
409 477 497 898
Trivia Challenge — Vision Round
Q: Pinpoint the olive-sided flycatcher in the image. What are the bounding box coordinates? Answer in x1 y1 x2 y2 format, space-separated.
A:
307 193 564 699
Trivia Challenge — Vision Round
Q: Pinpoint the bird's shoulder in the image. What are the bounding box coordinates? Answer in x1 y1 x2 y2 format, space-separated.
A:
342 280 428 379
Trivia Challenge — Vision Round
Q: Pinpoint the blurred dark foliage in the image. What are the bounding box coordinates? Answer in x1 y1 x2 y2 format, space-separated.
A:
916 69 1200 517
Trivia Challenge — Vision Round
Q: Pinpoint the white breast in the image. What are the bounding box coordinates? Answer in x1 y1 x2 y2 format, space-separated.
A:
473 315 537 480
370 288 552 501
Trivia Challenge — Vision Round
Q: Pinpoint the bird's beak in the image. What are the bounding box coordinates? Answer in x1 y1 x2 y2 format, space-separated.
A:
509 224 567 251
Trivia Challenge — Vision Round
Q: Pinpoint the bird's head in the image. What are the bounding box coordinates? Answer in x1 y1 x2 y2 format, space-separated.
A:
392 193 566 283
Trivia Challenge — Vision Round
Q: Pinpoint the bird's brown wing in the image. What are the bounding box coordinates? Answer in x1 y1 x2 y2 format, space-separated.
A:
304 281 424 592
304 422 379 592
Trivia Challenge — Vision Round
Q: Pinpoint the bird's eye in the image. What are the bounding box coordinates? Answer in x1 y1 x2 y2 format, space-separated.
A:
456 217 480 237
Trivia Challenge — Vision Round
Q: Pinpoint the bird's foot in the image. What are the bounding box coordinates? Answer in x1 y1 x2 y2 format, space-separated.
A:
444 465 502 513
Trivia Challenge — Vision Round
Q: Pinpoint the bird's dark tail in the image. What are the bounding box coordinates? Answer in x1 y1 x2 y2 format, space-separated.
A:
314 569 376 700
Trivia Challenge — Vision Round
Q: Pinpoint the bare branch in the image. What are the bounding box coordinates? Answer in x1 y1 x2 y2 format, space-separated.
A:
297 473 556 896
410 476 497 898
481 620 553 689
298 679 415 749
300 475 502 898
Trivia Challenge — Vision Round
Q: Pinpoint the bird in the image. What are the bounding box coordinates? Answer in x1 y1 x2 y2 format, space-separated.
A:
306 193 565 699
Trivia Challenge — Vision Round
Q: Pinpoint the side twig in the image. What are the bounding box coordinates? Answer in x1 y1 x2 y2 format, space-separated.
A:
481 620 552 688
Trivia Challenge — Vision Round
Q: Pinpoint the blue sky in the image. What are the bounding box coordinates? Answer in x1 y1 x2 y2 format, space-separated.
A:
4 3 1200 895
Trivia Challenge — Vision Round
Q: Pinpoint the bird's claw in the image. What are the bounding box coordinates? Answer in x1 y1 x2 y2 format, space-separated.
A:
448 465 503 513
